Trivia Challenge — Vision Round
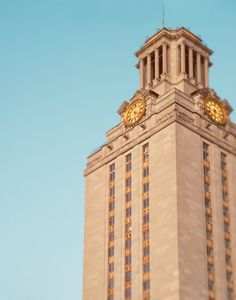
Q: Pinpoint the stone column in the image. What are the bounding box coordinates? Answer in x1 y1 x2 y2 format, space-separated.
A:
155 48 159 80
204 57 209 87
163 44 167 74
147 54 151 85
181 43 185 74
197 53 201 84
189 48 193 78
140 59 144 89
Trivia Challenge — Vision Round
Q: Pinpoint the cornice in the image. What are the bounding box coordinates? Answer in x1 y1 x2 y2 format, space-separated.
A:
84 102 236 176
135 27 213 58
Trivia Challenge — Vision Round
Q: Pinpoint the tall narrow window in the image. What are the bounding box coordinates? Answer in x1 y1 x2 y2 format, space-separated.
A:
108 163 115 300
193 50 197 79
177 45 181 74
158 45 163 77
167 45 170 74
125 154 132 300
201 56 205 87
203 142 216 300
143 57 147 87
185 45 189 77
151 52 155 81
142 144 150 300
221 153 234 299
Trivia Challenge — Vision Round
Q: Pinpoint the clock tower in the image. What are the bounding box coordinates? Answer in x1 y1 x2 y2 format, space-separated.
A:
83 27 236 300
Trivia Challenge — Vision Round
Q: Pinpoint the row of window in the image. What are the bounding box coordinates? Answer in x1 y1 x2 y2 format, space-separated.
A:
203 144 235 299
203 142 216 300
108 164 115 300
125 154 132 300
109 147 150 300
107 143 233 299
221 153 234 300
142 144 150 300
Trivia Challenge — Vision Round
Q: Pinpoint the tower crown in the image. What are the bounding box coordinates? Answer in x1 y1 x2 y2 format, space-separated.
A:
136 27 213 96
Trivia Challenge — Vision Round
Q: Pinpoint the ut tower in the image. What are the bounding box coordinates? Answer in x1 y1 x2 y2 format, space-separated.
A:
83 27 236 300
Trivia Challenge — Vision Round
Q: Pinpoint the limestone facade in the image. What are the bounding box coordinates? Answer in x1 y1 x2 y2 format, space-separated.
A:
83 28 236 300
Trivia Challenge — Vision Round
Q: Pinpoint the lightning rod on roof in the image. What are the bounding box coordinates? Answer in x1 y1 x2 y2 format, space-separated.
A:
162 5 165 28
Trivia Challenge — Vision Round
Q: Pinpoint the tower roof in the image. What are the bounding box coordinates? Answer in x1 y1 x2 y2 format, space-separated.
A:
135 27 213 57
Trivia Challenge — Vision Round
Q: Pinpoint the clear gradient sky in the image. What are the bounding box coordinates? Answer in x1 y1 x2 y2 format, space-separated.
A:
0 0 236 299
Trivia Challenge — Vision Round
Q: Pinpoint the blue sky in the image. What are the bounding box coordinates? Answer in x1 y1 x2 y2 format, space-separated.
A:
0 0 235 299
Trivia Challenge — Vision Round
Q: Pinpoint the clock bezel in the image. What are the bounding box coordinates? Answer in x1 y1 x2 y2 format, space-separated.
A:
204 97 227 125
123 98 146 127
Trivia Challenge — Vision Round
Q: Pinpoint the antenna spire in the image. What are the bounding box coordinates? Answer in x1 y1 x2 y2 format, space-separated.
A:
162 5 165 28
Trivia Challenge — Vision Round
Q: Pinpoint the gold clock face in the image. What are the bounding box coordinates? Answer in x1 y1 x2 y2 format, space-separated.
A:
124 98 146 126
205 98 227 125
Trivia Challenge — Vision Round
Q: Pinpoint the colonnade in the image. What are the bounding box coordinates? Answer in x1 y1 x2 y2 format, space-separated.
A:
181 44 209 87
139 43 209 89
140 44 168 88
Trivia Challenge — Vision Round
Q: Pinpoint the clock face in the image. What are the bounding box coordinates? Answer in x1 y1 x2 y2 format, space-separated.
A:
205 98 227 125
124 99 146 126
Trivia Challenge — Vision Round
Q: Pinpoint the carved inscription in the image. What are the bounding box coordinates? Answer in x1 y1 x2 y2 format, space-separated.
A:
156 110 194 126
156 110 176 124
176 111 194 124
